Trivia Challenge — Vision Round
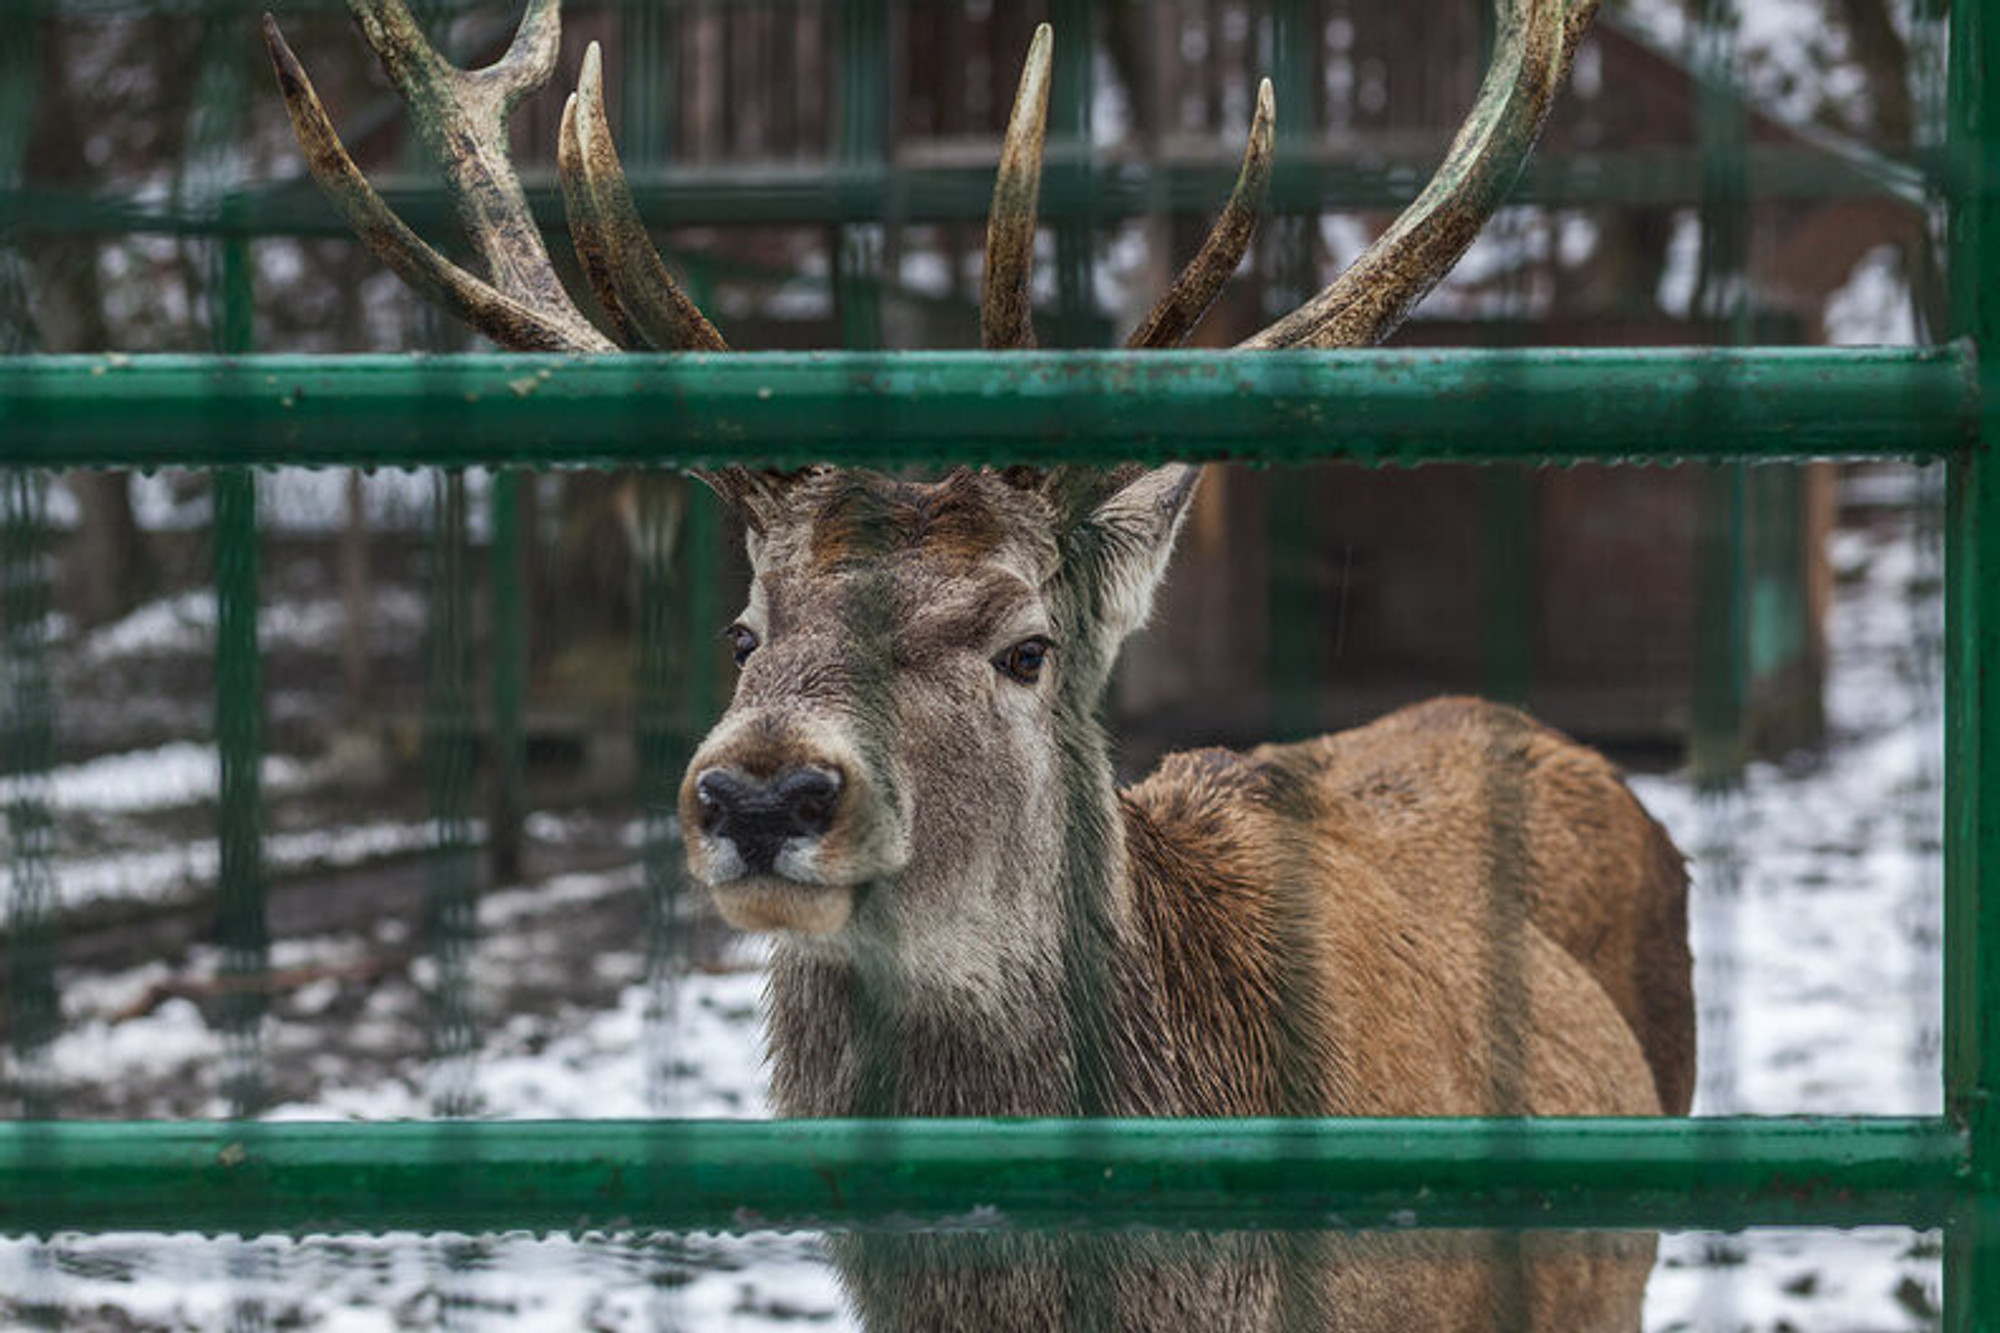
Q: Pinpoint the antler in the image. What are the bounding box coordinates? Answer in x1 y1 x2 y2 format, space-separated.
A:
1125 77 1275 351
264 3 607 351
1240 0 1601 349
269 2 767 493
979 24 1051 350
979 25 1278 353
984 0 1595 357
265 1 728 356
270 0 1594 512
559 41 727 351
1004 0 1596 514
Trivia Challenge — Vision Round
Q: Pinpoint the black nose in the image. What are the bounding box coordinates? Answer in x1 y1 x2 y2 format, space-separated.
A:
695 766 842 875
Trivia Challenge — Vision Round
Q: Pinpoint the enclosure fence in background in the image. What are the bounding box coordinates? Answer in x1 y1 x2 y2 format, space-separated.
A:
0 0 1994 1331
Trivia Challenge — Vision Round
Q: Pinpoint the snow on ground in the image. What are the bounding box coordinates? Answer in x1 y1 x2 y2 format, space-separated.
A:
21 817 443 914
1636 491 1945 1332
0 741 308 816
83 585 429 663
0 484 1950 1329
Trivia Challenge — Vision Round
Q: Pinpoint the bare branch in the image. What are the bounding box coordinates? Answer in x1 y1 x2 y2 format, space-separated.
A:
1125 78 1274 349
981 22 1052 350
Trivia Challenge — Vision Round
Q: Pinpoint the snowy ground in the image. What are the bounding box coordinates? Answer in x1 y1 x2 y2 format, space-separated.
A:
1631 488 1946 1330
0 470 1950 1331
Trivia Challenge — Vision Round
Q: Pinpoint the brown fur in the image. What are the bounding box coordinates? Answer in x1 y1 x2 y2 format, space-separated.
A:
1257 699 1695 1115
808 469 1014 569
675 468 1694 1331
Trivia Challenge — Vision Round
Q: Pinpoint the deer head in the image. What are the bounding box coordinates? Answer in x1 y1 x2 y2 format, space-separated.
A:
266 0 1600 954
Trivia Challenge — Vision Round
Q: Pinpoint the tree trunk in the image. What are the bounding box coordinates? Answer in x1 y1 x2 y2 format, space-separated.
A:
65 475 149 628
340 472 372 708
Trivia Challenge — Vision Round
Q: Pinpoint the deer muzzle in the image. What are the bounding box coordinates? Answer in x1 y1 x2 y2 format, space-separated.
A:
694 765 842 877
681 715 909 937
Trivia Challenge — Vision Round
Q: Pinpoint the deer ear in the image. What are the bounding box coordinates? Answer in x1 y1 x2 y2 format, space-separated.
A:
1073 463 1201 642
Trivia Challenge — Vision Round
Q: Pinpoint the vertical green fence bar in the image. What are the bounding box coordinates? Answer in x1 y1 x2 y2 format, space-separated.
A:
678 458 721 804
192 0 279 1293
405 0 482 1123
488 473 525 884
0 4 54 1126
1946 421 1998 1333
1691 462 1749 782
1261 12 1336 1327
3 15 57 1323
1050 0 1100 348
1265 0 1320 741
1947 0 2000 1320
425 470 479 1114
621 0 700 1124
1470 7 1533 711
1051 20 1106 1284
834 0 888 349
2 474 55 1119
1687 0 1752 787
635 472 684 1100
212 239 267 1119
191 2 268 1120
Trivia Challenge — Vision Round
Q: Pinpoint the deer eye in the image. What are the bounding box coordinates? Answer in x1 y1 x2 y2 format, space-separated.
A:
994 636 1053 685
724 623 760 667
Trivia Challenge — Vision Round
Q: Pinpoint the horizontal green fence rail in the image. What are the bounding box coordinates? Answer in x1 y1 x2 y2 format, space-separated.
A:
0 1117 1968 1238
0 346 1974 470
0 144 1925 239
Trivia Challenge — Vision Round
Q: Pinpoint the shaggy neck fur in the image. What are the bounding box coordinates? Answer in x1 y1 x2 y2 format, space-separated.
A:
763 705 1136 1119
760 715 1332 1122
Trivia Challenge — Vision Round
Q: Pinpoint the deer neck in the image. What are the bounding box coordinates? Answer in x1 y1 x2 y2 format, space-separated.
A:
763 726 1137 1118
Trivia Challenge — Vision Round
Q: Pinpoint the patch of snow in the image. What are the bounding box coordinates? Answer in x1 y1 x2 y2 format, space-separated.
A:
1823 245 1918 346
1657 209 1702 318
0 741 308 816
1556 211 1601 269
83 587 428 662
32 818 444 914
0 1231 844 1333
1318 213 1371 274
1649 1230 1937 1332
897 249 952 299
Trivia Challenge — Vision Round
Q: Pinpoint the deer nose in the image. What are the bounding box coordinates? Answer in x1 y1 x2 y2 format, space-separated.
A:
694 766 842 875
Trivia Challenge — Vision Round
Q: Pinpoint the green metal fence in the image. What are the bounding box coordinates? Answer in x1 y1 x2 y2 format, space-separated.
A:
0 0 1990 1328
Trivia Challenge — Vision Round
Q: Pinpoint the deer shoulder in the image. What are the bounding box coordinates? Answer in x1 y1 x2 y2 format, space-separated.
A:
1121 715 1674 1123
1255 697 1694 1114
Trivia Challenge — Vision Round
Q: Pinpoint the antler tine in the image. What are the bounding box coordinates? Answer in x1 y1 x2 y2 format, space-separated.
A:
265 2 611 351
1125 78 1275 350
264 13 609 352
560 43 728 351
470 0 563 113
346 0 556 109
981 22 1052 350
345 0 585 327
1241 0 1599 349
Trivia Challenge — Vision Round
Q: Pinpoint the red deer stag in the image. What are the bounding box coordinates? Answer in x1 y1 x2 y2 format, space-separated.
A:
267 2 1693 1328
